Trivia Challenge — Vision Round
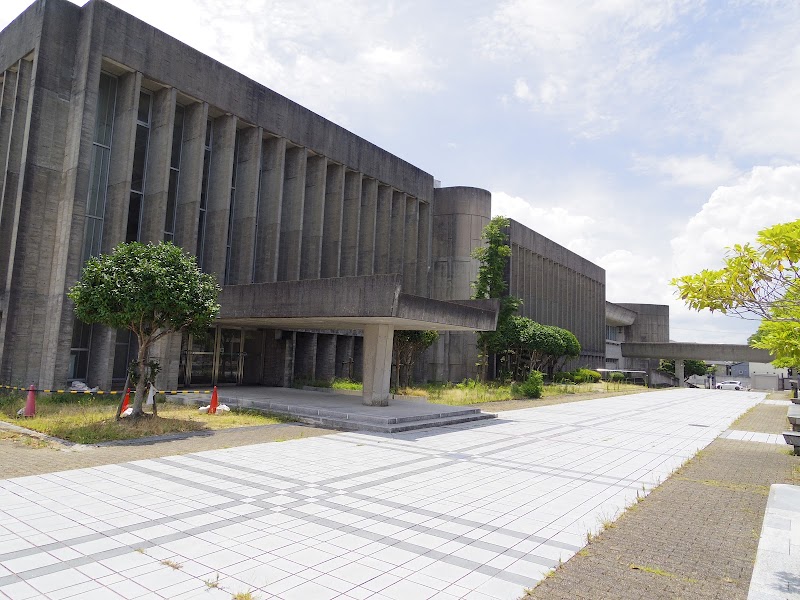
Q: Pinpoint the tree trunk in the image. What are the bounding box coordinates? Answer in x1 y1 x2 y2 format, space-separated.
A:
131 338 149 417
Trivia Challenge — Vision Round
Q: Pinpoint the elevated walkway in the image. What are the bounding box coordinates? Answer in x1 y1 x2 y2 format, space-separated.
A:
174 386 496 433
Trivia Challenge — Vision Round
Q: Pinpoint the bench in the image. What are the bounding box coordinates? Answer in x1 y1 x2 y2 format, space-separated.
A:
788 405 800 432
747 484 800 599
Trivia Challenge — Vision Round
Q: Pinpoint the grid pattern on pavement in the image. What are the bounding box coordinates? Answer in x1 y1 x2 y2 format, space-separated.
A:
0 389 762 600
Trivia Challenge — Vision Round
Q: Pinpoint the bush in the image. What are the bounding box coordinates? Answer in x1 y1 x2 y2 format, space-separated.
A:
552 371 573 383
573 368 601 383
517 371 544 398
609 372 625 382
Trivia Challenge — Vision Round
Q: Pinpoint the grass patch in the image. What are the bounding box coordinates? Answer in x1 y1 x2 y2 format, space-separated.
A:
0 391 293 444
397 380 648 406
331 378 362 391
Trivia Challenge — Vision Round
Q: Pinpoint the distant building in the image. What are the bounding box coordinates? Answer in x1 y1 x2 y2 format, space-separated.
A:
605 302 669 381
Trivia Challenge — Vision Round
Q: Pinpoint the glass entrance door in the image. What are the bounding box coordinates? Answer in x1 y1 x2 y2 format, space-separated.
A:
182 327 248 386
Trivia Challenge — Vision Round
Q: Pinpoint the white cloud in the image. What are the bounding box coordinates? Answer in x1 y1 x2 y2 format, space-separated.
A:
632 154 740 188
671 164 800 276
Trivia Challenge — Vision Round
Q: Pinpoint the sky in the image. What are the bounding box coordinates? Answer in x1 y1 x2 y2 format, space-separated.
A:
3 0 800 344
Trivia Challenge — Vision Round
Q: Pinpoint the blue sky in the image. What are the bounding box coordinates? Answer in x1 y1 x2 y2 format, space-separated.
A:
4 0 800 344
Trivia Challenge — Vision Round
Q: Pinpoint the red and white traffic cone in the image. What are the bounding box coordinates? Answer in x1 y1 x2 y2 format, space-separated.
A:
120 388 130 413
208 386 219 415
23 384 36 417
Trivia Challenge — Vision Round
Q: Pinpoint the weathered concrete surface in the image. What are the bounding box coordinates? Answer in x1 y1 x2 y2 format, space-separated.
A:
218 274 498 332
622 342 773 362
606 301 637 326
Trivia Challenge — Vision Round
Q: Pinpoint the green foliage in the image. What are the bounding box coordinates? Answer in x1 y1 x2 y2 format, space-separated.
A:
392 330 439 387
516 370 544 398
68 242 220 417
491 316 581 380
552 368 601 383
471 216 522 379
672 219 800 322
659 359 711 379
331 378 363 390
750 321 800 368
609 372 626 382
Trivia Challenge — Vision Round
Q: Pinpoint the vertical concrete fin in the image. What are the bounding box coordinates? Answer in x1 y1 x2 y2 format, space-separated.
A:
300 154 326 280
320 162 344 279
416 200 431 297
102 71 141 252
277 145 306 281
357 177 377 276
373 184 391 273
403 196 418 292
203 114 236 285
339 170 361 277
389 190 406 277
230 125 261 285
140 86 176 243
174 101 208 255
254 135 285 283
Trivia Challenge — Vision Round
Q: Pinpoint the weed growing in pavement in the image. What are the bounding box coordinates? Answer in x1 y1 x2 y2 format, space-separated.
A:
203 574 221 589
160 559 182 570
232 592 258 600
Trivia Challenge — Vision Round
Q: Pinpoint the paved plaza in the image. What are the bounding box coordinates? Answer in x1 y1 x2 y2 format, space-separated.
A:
0 389 765 599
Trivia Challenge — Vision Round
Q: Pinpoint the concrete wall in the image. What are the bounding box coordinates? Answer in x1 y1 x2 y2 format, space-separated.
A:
508 219 606 368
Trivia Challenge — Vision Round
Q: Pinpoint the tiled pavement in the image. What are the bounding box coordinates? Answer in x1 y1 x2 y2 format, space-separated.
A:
0 389 764 600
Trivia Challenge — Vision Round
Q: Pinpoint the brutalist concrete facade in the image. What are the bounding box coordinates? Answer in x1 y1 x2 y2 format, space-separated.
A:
0 0 610 396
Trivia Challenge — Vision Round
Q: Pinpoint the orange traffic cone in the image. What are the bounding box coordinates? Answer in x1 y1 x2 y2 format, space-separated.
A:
23 384 36 417
120 388 130 412
209 386 219 415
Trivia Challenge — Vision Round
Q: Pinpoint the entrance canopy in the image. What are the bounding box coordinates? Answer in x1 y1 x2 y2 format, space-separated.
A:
216 274 499 406
217 274 498 332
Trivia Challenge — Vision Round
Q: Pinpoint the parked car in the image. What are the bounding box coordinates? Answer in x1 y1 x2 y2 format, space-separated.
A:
716 380 744 390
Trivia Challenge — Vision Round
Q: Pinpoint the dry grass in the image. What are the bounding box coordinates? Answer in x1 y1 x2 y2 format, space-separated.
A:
0 393 292 444
397 381 648 406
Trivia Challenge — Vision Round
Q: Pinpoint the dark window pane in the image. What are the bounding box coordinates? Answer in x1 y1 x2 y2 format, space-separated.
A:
131 124 149 192
164 169 179 238
171 106 184 169
127 192 142 242
137 91 151 124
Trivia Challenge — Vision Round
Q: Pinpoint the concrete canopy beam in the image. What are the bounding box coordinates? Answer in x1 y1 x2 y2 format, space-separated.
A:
622 342 773 363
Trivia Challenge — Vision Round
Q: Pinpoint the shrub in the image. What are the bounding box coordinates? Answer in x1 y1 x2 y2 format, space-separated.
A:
517 371 544 398
573 368 601 383
609 372 625 382
552 371 573 383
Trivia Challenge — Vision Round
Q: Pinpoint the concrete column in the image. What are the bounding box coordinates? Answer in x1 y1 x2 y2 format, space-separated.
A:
357 178 377 276
0 70 15 222
676 360 685 387
294 332 317 380
278 145 306 281
0 64 29 291
373 184 392 273
339 170 361 277
321 163 345 278
416 201 431 297
389 191 406 276
140 87 176 243
174 102 208 255
253 136 286 283
300 154 326 280
102 71 141 252
362 324 394 406
229 126 262 285
335 335 355 379
352 336 364 381
403 197 418 293
315 333 337 382
202 114 237 284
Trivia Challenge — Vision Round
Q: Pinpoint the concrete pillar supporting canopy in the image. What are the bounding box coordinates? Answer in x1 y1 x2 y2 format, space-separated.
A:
676 360 685 388
362 324 394 406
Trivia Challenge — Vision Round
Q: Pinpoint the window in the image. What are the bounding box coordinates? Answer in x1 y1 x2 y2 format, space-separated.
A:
197 119 213 269
224 130 241 284
126 90 152 242
164 104 185 242
71 72 117 381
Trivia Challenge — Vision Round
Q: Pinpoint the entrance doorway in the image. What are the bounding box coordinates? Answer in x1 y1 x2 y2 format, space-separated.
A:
180 327 264 386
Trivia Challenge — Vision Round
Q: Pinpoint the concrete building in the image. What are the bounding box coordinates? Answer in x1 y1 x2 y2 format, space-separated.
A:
0 0 612 401
605 302 669 382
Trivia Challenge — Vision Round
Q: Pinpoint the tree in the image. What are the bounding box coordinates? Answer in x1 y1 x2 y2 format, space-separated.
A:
672 219 800 322
392 330 439 388
659 359 712 381
672 219 800 366
471 215 522 379
68 242 220 418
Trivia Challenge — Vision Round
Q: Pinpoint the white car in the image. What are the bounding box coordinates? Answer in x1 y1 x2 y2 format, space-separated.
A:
716 380 744 390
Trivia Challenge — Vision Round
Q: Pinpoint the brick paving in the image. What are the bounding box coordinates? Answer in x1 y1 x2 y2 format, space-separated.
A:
524 400 799 600
0 423 329 480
